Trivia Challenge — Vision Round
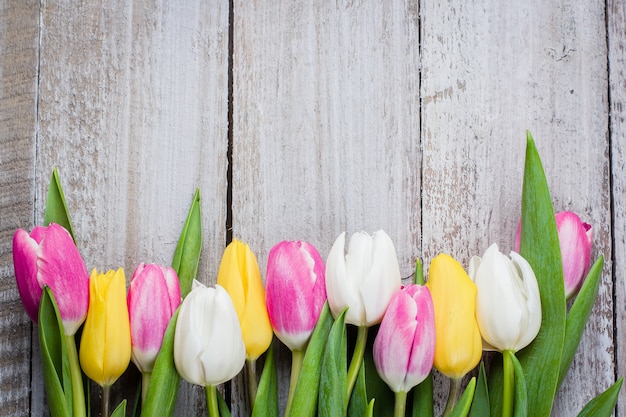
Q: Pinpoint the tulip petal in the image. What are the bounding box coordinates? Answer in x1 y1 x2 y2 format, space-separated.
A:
129 264 174 372
360 231 401 326
510 251 541 350
36 224 89 335
326 232 364 324
13 229 43 323
266 241 326 351
174 282 245 387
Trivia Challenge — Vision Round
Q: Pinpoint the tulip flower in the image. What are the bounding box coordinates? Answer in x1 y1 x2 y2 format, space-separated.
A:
79 268 131 417
325 230 401 326
128 263 181 401
426 254 481 416
265 240 327 351
216 239 272 407
217 239 272 360
373 284 435 417
469 243 541 353
12 223 89 335
326 230 402 400
515 211 592 300
174 280 245 417
265 240 327 416
468 244 541 417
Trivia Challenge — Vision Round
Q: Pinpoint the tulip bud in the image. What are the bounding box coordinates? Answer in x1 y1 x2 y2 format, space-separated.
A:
128 263 181 373
79 268 131 387
217 239 272 360
173 280 245 387
373 284 435 393
325 230 402 326
265 240 326 351
555 212 592 299
515 211 592 300
469 244 541 352
426 254 481 379
12 223 89 335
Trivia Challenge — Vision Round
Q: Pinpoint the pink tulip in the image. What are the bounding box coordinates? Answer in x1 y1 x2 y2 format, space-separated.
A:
516 211 592 299
265 241 327 351
12 223 89 335
373 284 435 393
128 263 181 373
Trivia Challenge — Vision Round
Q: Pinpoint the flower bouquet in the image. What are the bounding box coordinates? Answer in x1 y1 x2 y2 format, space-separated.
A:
11 132 622 417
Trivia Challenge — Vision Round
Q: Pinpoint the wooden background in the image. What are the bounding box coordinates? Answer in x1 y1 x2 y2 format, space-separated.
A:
0 0 623 415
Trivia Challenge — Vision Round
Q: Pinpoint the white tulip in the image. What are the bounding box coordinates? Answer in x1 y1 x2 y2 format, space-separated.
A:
469 243 542 352
325 230 402 326
173 280 245 386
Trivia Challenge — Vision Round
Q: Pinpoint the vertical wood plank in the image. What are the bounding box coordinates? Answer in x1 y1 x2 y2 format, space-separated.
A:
420 0 613 415
232 1 421 414
609 0 626 414
0 1 39 416
36 1 229 415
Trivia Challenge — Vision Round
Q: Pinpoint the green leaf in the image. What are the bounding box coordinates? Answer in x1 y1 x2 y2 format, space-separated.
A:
252 341 278 417
412 373 434 417
364 399 375 417
576 378 623 417
171 189 202 298
450 377 476 417
140 309 181 417
289 303 333 417
413 258 424 285
491 132 566 417
39 287 72 417
43 168 76 241
511 353 527 417
217 390 232 417
318 308 348 417
469 362 489 417
363 326 395 417
558 256 604 388
110 400 127 417
348 361 368 417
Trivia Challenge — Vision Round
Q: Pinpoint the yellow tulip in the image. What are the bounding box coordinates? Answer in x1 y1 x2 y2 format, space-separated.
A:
79 268 131 387
426 254 482 379
217 239 272 360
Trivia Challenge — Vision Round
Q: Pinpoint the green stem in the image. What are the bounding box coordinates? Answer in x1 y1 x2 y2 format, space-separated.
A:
142 372 152 405
65 334 86 417
284 349 305 417
503 350 514 417
246 359 258 410
206 385 219 417
394 391 407 417
442 378 462 417
346 325 369 401
102 385 111 417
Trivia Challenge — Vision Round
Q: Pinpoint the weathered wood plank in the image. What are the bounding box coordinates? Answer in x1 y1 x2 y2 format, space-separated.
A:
420 0 613 415
35 1 229 415
232 1 421 414
0 1 40 416
609 0 626 414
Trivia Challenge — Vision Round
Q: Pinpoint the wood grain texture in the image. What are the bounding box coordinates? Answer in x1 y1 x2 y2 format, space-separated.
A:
35 0 229 415
0 1 40 416
420 0 613 415
232 1 421 414
609 0 626 414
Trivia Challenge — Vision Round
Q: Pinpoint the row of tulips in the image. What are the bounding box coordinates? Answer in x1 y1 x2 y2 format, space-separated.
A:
10 134 622 417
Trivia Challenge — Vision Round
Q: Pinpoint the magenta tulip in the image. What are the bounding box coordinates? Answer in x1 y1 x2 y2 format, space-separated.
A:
12 223 89 335
128 263 181 373
265 241 327 351
516 211 592 299
373 284 435 393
